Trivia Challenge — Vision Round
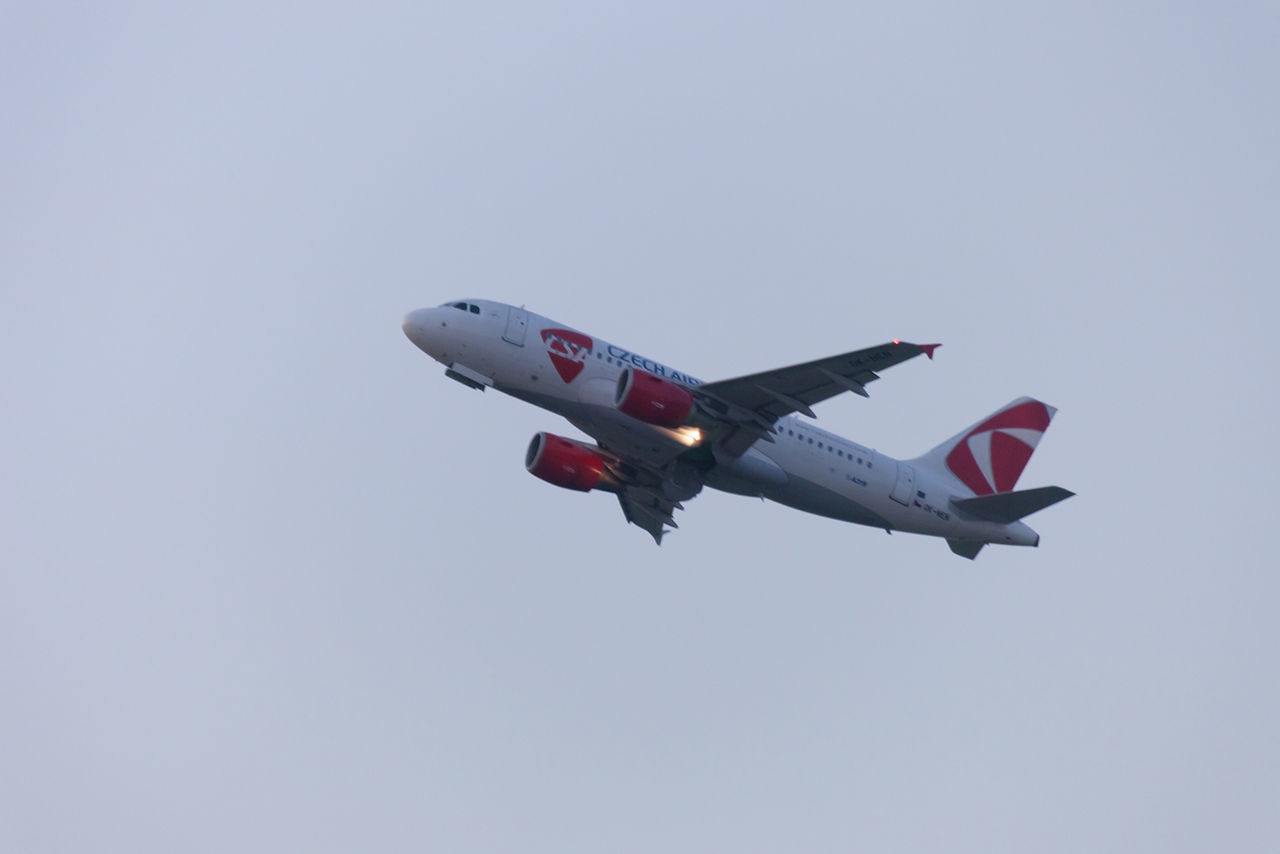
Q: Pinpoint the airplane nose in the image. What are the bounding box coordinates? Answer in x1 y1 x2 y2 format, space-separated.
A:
402 308 434 350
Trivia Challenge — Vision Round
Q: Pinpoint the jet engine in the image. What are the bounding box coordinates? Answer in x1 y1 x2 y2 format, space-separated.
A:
614 368 695 429
525 432 609 492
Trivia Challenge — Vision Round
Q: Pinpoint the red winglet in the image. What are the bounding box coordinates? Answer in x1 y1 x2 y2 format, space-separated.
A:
919 343 941 360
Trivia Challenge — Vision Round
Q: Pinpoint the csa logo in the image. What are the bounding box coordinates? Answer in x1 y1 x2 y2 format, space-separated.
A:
946 400 1054 495
541 328 593 383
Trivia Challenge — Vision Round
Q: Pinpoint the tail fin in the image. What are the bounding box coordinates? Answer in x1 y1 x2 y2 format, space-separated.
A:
917 397 1058 496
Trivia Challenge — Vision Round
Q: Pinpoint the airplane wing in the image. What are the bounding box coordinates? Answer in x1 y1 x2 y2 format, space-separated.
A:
551 434 692 544
696 341 939 455
616 486 682 545
569 341 939 541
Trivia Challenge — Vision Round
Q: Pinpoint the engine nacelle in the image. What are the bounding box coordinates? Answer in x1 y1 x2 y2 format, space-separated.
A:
614 368 695 429
525 432 607 492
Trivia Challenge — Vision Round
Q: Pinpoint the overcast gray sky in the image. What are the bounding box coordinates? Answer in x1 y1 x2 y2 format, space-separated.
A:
3 2 1278 852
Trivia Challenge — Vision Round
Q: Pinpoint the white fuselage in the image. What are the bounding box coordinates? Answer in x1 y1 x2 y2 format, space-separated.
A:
403 299 1040 548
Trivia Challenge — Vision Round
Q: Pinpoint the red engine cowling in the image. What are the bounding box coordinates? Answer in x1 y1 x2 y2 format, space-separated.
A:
525 432 606 492
614 368 695 429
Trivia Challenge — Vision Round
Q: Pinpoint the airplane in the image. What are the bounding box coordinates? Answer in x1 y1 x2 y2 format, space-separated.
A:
401 299 1073 558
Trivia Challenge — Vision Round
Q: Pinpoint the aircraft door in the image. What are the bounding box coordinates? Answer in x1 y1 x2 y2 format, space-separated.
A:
890 462 915 506
503 306 528 346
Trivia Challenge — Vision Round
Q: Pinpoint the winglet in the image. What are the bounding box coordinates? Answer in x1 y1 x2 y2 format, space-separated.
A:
919 343 941 360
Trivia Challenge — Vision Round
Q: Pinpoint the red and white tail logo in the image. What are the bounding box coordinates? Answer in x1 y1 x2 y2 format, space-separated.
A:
945 399 1056 495
541 328 594 384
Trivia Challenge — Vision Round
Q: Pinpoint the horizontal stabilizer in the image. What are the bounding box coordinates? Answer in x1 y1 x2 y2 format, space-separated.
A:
951 486 1075 524
948 539 985 560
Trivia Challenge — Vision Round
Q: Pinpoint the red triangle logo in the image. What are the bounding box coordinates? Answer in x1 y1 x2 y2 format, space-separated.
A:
541 328 594 383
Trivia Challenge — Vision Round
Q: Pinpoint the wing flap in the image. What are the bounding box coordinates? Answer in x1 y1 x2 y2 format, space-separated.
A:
581 443 696 545
698 341 938 423
617 486 681 544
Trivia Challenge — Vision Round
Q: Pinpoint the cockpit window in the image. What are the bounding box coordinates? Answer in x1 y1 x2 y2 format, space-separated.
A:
469 304 480 314
451 302 467 311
